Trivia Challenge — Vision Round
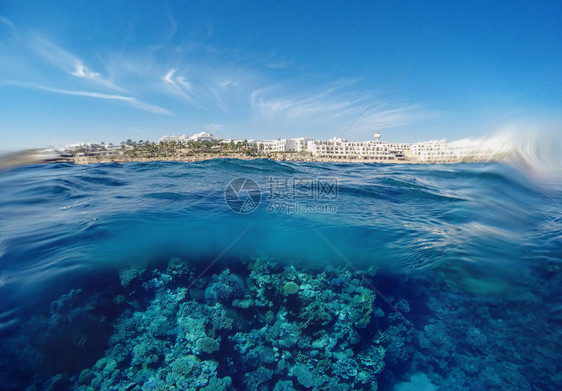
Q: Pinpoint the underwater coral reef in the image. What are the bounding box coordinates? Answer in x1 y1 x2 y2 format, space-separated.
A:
1 255 561 391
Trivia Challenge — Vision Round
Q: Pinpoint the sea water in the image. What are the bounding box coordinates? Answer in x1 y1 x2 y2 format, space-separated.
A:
0 160 560 390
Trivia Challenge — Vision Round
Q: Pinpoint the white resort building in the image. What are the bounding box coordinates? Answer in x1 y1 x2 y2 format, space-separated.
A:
244 132 411 160
247 137 314 152
286 137 314 152
160 131 415 160
190 132 220 142
409 137 511 163
153 130 503 163
410 140 458 163
158 132 220 143
250 139 287 152
306 132 410 160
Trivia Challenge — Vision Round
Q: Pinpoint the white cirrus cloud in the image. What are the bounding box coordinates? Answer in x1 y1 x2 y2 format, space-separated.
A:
3 81 171 115
211 88 230 113
71 59 101 79
176 76 193 91
251 87 360 119
0 15 15 28
164 68 176 82
248 82 433 139
162 68 193 92
44 87 172 115
29 35 125 92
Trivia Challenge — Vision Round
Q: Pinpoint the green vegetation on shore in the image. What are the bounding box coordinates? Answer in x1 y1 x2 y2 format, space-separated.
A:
63 139 315 164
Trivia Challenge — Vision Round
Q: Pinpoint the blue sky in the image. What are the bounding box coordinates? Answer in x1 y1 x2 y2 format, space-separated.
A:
1 0 561 150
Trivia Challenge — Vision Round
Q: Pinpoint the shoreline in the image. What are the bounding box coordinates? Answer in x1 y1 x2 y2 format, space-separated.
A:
64 150 427 165
3 149 504 168
69 155 422 165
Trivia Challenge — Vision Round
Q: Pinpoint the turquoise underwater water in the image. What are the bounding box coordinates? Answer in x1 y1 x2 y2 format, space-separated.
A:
0 159 560 390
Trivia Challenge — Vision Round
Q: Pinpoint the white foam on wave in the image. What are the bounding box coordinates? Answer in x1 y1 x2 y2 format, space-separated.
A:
450 125 562 183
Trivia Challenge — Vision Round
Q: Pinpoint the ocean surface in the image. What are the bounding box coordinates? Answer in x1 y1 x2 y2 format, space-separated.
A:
0 159 561 390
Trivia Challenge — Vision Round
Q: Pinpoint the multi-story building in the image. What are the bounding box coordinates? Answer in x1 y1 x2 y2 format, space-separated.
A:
285 137 314 152
247 138 313 152
410 140 458 163
257 139 287 152
448 138 512 162
410 138 515 163
306 133 410 160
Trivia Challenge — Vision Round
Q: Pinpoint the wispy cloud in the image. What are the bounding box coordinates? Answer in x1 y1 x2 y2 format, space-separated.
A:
4 81 171 115
146 55 429 139
163 68 176 83
126 99 172 115
0 15 17 44
29 35 125 92
71 59 101 79
267 61 291 69
1 26 431 140
355 103 431 130
45 87 171 115
212 88 230 113
248 82 432 139
159 66 237 114
251 87 359 119
176 76 193 91
161 67 194 93
0 16 15 28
